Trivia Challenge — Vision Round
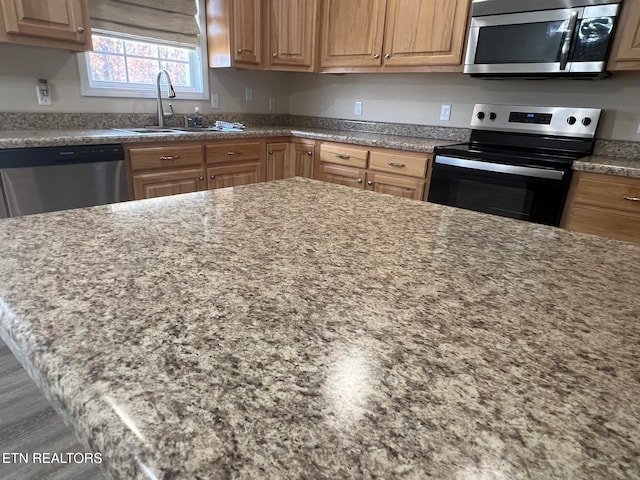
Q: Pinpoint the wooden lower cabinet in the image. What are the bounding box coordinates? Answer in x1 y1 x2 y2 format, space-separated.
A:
319 163 367 189
266 141 316 181
366 171 424 200
132 168 205 199
207 162 262 189
562 171 640 243
319 142 429 201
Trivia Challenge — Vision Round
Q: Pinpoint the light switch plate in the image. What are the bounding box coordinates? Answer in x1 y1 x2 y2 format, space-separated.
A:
440 104 451 122
211 93 220 109
36 79 51 106
268 97 276 111
354 101 363 116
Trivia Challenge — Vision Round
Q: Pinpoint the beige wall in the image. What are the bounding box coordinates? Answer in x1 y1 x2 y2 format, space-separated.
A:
288 71 640 141
0 43 290 115
1 41 640 141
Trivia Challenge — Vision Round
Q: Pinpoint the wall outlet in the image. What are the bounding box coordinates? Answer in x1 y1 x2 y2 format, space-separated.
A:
354 101 363 116
36 79 51 106
210 93 220 109
268 97 276 111
440 104 451 121
245 87 253 102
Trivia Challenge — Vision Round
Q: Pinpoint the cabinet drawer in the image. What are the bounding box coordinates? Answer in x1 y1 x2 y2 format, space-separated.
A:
206 142 262 164
574 173 640 214
566 204 640 244
369 150 429 178
129 145 203 171
320 143 368 168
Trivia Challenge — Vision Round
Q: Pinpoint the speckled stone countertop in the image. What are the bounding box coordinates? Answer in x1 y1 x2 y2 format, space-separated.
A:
0 127 454 153
1 178 639 480
573 154 640 179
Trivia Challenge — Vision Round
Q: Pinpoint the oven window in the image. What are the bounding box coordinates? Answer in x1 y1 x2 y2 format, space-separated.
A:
428 162 570 226
475 21 567 64
453 179 535 221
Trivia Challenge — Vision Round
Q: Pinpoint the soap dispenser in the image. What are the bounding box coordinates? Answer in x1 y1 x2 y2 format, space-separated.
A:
194 107 203 127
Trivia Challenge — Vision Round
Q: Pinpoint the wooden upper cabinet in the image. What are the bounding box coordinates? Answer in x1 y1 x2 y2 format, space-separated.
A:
383 0 470 67
320 0 387 68
266 0 319 71
0 0 91 50
232 0 261 66
207 0 261 68
608 0 640 70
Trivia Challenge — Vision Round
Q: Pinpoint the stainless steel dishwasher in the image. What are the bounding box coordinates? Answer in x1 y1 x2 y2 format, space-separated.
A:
0 144 127 217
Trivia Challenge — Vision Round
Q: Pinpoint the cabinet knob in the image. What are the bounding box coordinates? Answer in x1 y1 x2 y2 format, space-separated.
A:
237 49 243 54
384 53 391 59
268 151 273 155
272 52 278 57
367 180 373 186
210 175 216 180
198 176 204 181
373 54 380 59
357 178 363 184
77 26 84 33
307 151 312 156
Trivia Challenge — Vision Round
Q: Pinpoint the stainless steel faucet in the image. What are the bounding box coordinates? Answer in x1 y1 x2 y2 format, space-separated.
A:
156 70 176 127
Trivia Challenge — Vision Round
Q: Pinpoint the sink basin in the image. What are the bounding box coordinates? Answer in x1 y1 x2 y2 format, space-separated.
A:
113 127 184 134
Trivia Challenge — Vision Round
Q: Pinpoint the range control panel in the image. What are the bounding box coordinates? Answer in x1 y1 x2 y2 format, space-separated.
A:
470 104 602 139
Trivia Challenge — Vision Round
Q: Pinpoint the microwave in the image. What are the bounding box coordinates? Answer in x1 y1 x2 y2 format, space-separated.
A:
464 0 621 78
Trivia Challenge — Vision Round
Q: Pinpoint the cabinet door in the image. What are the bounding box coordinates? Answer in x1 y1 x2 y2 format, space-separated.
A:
366 172 424 200
292 143 315 179
320 0 387 68
207 162 261 189
382 0 470 67
267 0 318 71
608 0 640 69
266 142 290 181
319 163 366 189
1 0 88 44
132 168 205 200
232 0 261 66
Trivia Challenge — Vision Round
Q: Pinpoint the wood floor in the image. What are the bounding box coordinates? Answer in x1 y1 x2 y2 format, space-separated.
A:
0 339 104 480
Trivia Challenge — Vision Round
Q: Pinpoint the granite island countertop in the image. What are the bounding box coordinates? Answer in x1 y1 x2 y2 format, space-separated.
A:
1 178 639 480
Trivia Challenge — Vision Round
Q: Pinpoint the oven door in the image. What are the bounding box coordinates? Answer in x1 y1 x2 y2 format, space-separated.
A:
427 155 572 226
465 8 583 75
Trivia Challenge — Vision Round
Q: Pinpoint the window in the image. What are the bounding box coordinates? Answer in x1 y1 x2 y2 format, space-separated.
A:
78 0 208 99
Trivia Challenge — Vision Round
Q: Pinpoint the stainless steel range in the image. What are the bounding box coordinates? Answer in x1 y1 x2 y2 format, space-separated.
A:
428 104 601 226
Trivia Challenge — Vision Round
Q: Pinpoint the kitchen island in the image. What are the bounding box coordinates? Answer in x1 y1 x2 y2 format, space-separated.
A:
0 178 639 479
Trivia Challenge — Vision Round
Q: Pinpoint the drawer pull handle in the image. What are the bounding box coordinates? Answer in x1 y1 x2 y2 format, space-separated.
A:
335 154 350 160
623 196 640 202
160 155 180 161
387 162 406 168
227 151 241 155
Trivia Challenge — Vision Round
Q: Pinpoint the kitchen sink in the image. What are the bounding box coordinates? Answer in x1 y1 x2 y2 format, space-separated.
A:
113 126 233 135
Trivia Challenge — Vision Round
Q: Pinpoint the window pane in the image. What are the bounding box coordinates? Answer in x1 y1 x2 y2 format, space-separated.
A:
161 61 190 87
92 35 124 54
125 40 159 58
159 46 189 61
126 58 161 84
88 53 127 82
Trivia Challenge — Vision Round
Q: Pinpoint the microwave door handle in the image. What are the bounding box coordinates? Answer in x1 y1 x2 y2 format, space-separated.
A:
560 11 579 70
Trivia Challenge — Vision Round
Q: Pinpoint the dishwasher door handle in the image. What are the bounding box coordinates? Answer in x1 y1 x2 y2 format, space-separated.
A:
434 156 565 181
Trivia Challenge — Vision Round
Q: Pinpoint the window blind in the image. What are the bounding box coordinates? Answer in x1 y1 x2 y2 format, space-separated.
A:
90 0 200 45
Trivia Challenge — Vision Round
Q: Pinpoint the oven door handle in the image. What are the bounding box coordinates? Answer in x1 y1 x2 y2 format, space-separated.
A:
434 156 566 180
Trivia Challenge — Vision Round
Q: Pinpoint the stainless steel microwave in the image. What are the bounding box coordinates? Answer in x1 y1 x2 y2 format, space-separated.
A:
464 0 621 78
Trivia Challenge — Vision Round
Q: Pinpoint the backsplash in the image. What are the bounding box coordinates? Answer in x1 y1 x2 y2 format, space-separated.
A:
1 112 639 158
